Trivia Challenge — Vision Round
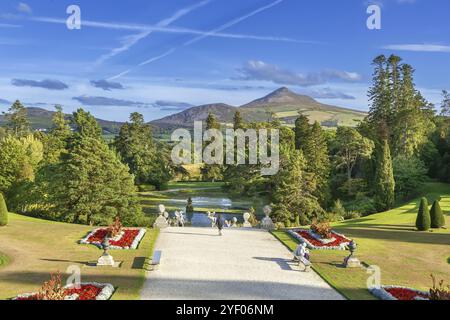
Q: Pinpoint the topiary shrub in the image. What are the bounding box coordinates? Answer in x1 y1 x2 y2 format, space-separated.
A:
0 193 8 227
416 197 431 231
430 200 445 229
186 197 194 213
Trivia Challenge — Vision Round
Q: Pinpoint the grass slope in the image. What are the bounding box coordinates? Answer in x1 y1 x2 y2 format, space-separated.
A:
272 182 450 300
0 213 159 300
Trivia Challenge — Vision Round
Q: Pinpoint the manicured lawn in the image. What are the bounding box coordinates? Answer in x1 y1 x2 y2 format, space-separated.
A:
272 182 450 300
0 213 159 300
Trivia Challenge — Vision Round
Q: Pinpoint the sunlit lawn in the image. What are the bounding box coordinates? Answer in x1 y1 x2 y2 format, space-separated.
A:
0 213 159 300
272 182 450 300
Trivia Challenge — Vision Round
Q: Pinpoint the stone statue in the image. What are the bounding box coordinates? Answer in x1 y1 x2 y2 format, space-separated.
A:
175 211 185 227
231 217 238 228
243 212 252 228
153 204 169 229
207 211 216 228
261 205 275 230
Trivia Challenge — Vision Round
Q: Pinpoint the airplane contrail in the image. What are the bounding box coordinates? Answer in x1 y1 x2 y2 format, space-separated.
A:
110 0 286 78
95 0 212 65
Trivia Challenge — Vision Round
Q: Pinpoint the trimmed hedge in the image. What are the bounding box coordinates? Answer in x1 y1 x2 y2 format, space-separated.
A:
430 200 445 228
416 197 431 231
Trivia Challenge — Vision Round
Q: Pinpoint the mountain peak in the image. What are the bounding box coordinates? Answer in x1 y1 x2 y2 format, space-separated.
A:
271 87 292 95
240 87 317 108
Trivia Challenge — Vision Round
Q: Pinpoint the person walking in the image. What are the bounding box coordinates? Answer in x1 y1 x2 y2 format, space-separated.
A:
216 213 225 236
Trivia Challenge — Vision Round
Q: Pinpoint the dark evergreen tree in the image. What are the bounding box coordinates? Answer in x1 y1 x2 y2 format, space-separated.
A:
374 140 395 211
440 90 450 117
272 149 324 226
303 122 330 204
3 100 30 137
416 197 431 231
233 111 244 130
43 105 71 164
294 114 310 151
368 55 392 140
48 109 144 226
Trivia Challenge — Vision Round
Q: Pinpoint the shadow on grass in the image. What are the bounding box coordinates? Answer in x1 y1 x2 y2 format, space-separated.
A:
333 227 450 245
40 258 90 265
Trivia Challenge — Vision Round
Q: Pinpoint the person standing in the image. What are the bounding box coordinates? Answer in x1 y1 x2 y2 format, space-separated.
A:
216 213 224 236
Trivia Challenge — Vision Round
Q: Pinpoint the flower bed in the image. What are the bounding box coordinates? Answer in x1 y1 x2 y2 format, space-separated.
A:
80 228 146 249
13 282 115 300
370 286 430 301
288 229 351 250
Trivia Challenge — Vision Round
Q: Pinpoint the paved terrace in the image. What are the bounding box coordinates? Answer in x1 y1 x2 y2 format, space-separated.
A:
141 227 344 300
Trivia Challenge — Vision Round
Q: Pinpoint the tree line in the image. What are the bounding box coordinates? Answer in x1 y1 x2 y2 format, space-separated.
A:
0 54 449 227
0 104 172 226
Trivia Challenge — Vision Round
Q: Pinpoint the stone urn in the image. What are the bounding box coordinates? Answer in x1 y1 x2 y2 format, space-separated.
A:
344 240 361 268
96 237 115 266
153 204 169 229
243 212 252 228
261 205 275 230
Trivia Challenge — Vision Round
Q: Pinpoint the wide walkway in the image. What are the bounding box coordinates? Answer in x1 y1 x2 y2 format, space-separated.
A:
141 227 344 300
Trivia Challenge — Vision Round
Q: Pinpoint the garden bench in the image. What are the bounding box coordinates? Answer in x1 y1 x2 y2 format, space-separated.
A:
150 250 162 270
294 255 312 272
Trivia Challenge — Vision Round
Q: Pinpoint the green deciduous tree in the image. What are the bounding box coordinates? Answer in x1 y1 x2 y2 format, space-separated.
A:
333 127 374 191
114 112 171 189
0 192 8 226
393 155 428 199
416 197 431 231
0 135 43 195
374 140 395 211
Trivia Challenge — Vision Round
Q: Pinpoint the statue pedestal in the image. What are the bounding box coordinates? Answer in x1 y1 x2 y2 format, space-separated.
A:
153 215 169 229
261 217 275 230
344 256 361 268
97 253 115 267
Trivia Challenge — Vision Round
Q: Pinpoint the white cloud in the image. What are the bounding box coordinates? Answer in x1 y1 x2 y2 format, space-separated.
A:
236 60 362 87
383 44 450 52
17 3 32 14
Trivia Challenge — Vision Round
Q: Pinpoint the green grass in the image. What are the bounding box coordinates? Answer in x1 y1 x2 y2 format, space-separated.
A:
272 182 450 300
0 213 159 300
0 252 10 269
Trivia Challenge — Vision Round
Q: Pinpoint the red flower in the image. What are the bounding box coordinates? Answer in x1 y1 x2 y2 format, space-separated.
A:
385 288 429 301
295 230 350 248
15 284 105 300
86 229 140 248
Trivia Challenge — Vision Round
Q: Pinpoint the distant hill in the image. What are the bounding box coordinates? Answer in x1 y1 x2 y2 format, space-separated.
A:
0 107 124 134
152 87 367 129
150 103 237 131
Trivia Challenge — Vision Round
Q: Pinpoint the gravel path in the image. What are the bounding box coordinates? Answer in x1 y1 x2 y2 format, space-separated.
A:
141 227 344 300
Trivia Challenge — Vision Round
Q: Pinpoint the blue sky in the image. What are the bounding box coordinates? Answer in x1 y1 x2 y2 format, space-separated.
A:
0 0 449 121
